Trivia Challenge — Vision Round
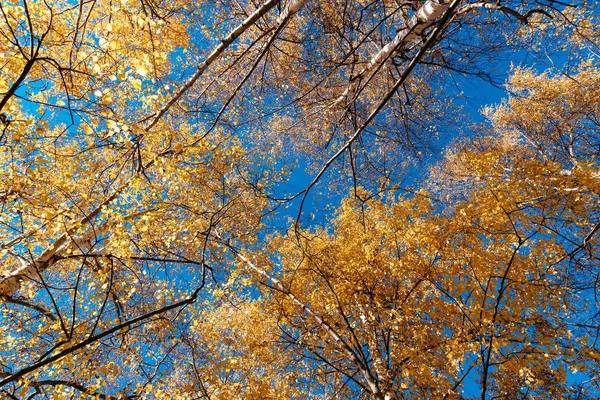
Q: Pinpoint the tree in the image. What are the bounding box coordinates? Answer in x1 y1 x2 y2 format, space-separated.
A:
0 0 597 398
238 64 599 399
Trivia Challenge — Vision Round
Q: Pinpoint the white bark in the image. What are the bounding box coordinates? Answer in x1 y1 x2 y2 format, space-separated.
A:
285 0 306 16
225 242 384 398
0 176 135 298
146 0 305 130
0 0 309 300
334 0 452 107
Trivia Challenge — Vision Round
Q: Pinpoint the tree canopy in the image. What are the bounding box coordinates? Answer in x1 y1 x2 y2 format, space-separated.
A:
0 0 598 398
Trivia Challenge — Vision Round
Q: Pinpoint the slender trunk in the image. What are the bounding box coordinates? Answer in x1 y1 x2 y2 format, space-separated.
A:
0 0 309 299
333 0 451 107
144 0 306 130
0 176 136 297
223 241 385 397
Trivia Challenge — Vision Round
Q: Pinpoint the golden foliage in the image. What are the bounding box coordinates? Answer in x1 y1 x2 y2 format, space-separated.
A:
0 0 598 399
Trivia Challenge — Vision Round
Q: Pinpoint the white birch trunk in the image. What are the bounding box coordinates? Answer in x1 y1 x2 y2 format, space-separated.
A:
227 242 385 398
0 176 137 298
334 0 452 107
146 0 305 130
0 0 308 300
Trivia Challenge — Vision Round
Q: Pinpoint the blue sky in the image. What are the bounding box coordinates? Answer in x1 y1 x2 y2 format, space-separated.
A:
2 0 599 397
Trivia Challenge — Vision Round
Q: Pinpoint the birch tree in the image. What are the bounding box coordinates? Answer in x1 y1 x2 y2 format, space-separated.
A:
232 64 600 399
0 0 596 398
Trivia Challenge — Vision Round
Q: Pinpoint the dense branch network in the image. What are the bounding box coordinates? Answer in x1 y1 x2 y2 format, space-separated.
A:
0 0 597 398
